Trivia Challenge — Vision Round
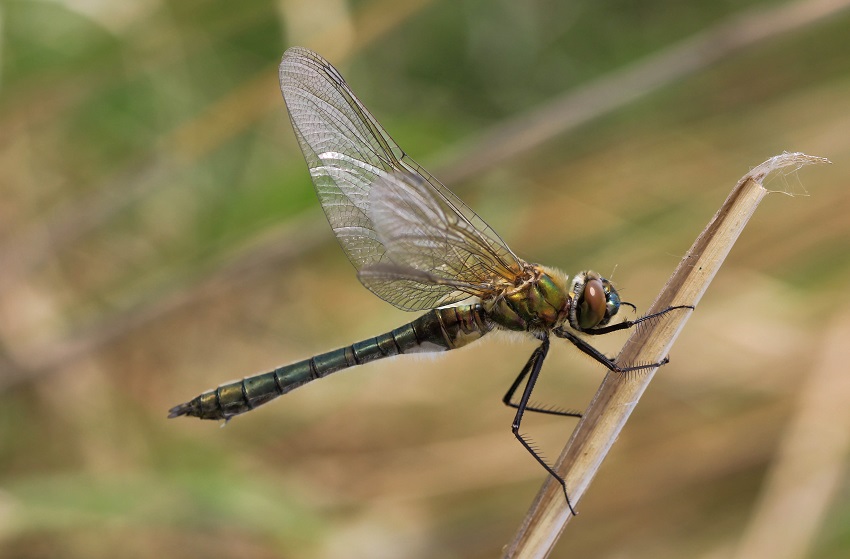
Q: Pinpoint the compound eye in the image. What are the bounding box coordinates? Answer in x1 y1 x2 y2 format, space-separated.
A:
578 278 606 330
603 280 621 318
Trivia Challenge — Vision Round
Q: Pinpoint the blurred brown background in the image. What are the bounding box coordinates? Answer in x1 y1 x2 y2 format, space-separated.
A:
1 0 848 558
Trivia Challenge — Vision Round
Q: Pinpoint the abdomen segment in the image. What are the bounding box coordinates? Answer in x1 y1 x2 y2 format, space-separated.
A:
168 304 491 420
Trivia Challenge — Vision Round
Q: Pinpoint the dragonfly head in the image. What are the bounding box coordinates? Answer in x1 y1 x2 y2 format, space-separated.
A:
570 271 621 332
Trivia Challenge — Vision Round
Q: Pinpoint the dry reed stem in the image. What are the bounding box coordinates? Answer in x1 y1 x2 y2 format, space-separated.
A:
503 152 830 558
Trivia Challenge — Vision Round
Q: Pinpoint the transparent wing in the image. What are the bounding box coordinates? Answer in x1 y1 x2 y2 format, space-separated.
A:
359 171 526 310
279 47 525 310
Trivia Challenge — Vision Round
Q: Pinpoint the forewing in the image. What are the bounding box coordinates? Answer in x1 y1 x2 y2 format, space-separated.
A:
279 47 524 310
280 48 393 267
359 171 524 310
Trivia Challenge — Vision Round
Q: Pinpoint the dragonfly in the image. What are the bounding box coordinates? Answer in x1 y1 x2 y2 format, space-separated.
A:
169 46 689 514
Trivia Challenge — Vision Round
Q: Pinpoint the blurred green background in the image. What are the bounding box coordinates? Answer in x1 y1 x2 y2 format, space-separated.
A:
1 0 848 557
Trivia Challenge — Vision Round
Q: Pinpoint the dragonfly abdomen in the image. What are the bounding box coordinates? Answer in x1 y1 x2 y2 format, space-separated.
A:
168 304 492 421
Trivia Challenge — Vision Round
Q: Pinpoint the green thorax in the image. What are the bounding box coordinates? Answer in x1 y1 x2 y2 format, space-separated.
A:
488 265 570 332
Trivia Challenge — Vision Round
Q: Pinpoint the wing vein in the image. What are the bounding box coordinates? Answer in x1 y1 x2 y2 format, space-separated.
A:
280 47 526 311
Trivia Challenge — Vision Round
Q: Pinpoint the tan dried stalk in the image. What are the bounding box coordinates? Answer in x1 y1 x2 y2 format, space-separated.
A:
503 152 830 558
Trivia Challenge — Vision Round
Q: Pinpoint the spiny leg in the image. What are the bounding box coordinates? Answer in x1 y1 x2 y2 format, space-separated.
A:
584 305 694 336
503 346 582 419
510 334 578 515
554 328 669 374
553 304 693 374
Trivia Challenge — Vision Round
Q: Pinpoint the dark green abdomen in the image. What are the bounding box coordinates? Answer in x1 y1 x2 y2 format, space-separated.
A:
169 304 492 420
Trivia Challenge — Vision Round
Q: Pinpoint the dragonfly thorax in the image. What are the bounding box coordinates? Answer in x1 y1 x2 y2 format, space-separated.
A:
488 265 570 332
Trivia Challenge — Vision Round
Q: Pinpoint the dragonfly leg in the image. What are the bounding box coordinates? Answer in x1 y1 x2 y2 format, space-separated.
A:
553 328 669 374
583 305 694 336
552 304 693 374
510 334 578 515
502 347 582 419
